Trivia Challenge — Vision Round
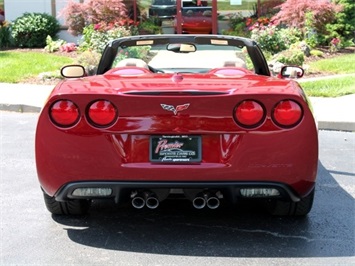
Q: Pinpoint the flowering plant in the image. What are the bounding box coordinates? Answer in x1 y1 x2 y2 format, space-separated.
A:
59 0 128 36
330 37 340 46
246 17 270 31
250 20 301 55
60 43 77 53
251 25 282 55
329 37 341 53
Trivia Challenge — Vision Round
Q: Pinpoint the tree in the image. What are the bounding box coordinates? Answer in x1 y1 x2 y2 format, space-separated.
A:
271 0 343 37
326 0 355 40
59 0 127 36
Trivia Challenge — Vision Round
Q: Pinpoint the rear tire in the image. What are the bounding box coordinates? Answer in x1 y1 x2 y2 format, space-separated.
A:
43 191 90 215
266 188 315 216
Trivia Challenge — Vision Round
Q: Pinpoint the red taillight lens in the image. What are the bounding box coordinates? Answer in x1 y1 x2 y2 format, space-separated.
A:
234 100 265 127
273 100 303 127
50 100 80 127
87 100 118 127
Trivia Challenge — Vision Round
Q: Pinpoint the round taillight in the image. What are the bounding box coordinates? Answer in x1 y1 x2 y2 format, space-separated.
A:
234 100 265 127
273 100 303 127
87 100 118 127
50 100 80 127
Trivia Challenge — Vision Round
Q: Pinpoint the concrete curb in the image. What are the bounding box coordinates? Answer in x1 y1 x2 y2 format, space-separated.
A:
318 121 355 132
0 104 42 113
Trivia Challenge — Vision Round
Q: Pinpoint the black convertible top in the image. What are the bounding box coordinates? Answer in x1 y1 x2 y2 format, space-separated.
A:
97 34 270 76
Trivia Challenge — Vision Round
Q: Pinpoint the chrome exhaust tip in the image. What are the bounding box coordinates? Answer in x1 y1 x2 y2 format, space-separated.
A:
146 196 159 209
206 196 220 209
192 195 207 209
131 196 145 209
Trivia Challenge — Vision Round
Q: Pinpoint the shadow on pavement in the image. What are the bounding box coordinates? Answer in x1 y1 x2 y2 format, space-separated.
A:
53 162 354 258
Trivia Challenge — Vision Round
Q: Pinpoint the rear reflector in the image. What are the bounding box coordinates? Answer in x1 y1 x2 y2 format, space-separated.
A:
87 100 118 127
50 100 80 127
273 100 303 127
240 188 280 198
234 100 265 128
72 188 112 197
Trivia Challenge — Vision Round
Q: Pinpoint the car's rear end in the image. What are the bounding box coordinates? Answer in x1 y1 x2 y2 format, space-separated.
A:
180 8 212 34
36 72 318 216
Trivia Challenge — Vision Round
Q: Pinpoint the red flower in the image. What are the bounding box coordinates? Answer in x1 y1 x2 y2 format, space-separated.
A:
245 18 253 26
331 37 340 45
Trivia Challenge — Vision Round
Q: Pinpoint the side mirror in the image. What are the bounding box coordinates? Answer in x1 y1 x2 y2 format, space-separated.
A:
61 65 86 78
278 66 304 79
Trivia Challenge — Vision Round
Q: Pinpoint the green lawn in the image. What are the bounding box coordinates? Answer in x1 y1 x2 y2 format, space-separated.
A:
300 75 355 97
0 51 74 83
300 53 355 97
307 53 355 75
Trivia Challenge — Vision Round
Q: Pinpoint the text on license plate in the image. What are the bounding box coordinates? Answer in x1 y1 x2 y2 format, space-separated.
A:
150 135 201 163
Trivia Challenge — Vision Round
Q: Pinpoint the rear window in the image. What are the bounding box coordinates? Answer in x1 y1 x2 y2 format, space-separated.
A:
152 0 176 5
112 44 254 72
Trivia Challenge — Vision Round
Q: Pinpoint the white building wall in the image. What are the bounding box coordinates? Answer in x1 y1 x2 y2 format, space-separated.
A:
4 0 51 22
4 0 81 42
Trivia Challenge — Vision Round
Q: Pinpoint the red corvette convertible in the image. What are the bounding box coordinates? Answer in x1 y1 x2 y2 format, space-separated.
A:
36 35 318 216
174 6 213 34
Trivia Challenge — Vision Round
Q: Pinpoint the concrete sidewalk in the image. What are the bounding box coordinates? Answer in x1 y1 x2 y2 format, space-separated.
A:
0 82 354 131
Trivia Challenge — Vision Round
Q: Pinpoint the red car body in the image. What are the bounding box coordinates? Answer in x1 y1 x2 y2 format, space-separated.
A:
36 35 318 216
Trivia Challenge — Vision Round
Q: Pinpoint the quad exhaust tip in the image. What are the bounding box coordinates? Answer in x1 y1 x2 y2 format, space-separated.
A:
192 192 221 209
206 196 220 209
192 195 207 209
131 195 145 209
146 196 159 209
131 190 222 210
131 191 159 209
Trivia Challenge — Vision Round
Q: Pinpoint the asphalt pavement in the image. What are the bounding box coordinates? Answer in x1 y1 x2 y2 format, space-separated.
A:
0 81 354 131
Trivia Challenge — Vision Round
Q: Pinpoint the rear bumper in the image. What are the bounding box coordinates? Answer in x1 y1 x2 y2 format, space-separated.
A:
182 26 211 34
55 180 313 203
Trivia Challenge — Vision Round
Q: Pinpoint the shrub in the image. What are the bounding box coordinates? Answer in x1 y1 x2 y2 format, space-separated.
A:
76 50 101 75
251 25 301 55
251 25 286 55
77 50 101 66
112 46 151 66
138 16 162 34
60 0 127 36
276 50 305 66
11 13 60 48
0 21 13 48
269 42 306 75
79 23 132 53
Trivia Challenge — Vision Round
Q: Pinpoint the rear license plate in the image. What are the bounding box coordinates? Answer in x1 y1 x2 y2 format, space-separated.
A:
150 135 201 163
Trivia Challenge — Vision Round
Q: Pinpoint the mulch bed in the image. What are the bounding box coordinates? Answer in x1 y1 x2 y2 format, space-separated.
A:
304 46 355 64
